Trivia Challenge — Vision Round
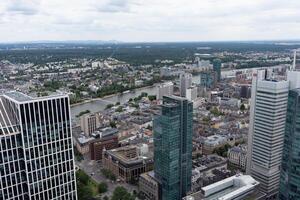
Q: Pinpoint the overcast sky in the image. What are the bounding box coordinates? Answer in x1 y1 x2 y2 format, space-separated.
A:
0 0 300 42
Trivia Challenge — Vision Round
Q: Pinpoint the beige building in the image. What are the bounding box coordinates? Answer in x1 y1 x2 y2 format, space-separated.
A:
80 113 100 136
228 145 247 171
74 136 95 155
139 171 160 200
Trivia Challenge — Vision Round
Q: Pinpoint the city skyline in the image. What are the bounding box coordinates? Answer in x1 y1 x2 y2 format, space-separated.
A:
1 0 300 42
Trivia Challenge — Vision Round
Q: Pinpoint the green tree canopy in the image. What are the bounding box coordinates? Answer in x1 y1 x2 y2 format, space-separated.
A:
111 186 134 200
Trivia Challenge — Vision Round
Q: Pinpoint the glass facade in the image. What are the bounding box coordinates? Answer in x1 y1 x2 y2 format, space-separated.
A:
0 93 77 200
213 59 221 82
154 96 193 200
279 89 300 200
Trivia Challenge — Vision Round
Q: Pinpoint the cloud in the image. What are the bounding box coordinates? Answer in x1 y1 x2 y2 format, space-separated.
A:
5 0 40 15
1 0 300 42
96 0 136 13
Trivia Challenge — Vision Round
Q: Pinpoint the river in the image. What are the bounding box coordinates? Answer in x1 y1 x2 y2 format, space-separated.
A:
71 75 200 119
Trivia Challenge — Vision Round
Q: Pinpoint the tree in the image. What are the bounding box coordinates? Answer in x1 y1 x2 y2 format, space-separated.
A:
111 186 134 200
76 170 94 200
106 104 114 109
148 95 156 101
240 104 245 111
101 169 116 181
98 182 108 193
110 121 117 128
103 196 109 200
77 184 93 200
213 144 231 157
76 170 90 185
115 106 123 112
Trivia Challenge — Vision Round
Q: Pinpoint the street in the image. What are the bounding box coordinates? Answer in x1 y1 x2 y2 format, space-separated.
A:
76 154 138 197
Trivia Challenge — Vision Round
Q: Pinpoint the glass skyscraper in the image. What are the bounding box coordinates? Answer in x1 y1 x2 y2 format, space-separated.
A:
212 59 221 82
0 91 77 200
153 96 193 200
279 89 300 200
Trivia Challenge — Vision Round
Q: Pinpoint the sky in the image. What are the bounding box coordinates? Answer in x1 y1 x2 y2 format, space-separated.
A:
0 0 300 42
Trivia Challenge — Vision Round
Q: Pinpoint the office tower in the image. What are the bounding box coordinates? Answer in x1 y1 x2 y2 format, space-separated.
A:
279 89 300 199
186 86 197 101
246 70 290 198
0 91 77 200
279 71 300 200
240 85 251 99
199 71 216 88
180 73 192 97
80 113 100 136
157 82 174 100
212 59 222 82
153 96 193 200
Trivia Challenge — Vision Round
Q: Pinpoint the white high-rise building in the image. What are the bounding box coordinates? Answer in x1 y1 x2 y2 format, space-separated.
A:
180 73 192 97
186 86 197 101
247 69 300 198
0 91 77 200
157 82 174 100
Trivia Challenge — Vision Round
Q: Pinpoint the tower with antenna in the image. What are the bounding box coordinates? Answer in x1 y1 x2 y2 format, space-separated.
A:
292 50 297 71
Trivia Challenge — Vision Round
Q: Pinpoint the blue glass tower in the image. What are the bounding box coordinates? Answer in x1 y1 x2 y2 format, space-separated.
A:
153 96 193 200
279 89 300 200
199 71 216 88
213 59 221 82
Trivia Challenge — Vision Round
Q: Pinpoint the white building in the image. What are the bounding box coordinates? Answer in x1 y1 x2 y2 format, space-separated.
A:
157 82 174 100
246 69 300 198
92 61 103 69
180 73 192 97
183 174 261 200
186 86 198 101
0 91 77 200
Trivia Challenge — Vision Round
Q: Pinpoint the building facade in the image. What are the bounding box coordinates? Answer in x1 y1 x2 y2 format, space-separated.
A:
90 133 118 160
247 70 291 198
0 91 77 200
80 113 100 136
139 171 160 200
157 82 174 100
153 96 193 200
279 88 300 200
228 145 247 171
102 144 153 183
180 73 192 97
186 87 198 102
212 59 222 82
199 71 216 89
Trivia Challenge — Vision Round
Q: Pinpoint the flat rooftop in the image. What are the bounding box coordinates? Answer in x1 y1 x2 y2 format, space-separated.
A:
4 91 33 102
3 91 68 103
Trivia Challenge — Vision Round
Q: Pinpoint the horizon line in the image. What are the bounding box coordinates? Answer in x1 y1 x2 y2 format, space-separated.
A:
1 39 300 45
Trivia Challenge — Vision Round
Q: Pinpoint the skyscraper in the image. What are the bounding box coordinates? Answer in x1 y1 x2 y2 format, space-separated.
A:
157 82 174 100
179 73 192 97
279 88 300 200
246 70 289 198
153 96 193 200
0 91 77 200
199 71 216 88
212 59 221 82
279 71 300 200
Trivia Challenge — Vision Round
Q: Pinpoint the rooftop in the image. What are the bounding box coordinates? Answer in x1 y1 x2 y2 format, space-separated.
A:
4 91 33 102
184 174 260 200
2 91 68 103
203 174 259 200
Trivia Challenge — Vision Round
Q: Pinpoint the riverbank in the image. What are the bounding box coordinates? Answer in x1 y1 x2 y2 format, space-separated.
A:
70 85 157 107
